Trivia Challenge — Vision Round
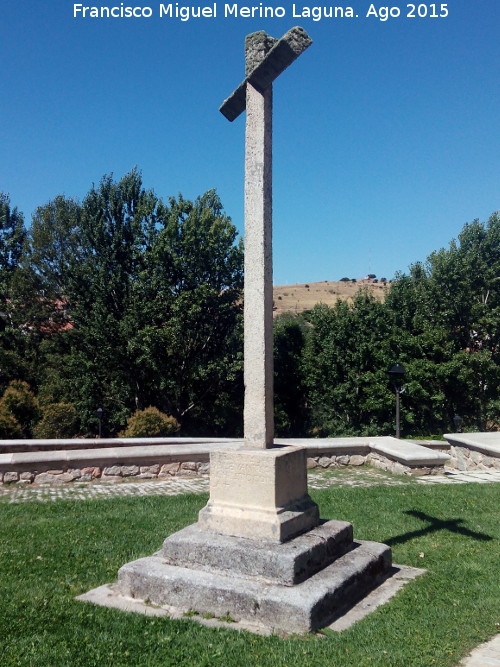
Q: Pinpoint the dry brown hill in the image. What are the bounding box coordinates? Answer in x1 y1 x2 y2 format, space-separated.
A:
273 279 391 316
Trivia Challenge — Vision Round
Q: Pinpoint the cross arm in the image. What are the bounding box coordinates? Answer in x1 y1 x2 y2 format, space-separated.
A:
219 26 312 122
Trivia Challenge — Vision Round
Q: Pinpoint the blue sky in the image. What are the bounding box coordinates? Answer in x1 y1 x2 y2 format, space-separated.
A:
2 1 499 284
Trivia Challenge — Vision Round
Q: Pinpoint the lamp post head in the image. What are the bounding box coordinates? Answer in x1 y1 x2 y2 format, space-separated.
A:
96 407 104 419
453 414 462 432
388 363 406 391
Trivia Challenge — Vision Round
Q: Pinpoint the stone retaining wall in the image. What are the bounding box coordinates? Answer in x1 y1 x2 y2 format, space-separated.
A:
0 436 451 485
448 445 500 472
306 453 444 476
1 461 211 485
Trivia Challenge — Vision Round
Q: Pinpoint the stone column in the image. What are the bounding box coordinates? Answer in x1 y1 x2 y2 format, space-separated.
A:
244 81 274 449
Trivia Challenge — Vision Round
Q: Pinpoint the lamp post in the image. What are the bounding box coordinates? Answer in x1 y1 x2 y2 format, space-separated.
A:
96 407 104 438
388 364 406 439
453 414 462 433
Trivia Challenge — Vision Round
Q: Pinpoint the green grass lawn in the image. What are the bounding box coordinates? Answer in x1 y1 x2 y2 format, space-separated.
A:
1 482 499 666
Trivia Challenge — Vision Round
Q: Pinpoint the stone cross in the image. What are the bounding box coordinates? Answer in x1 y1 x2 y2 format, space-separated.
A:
220 27 312 449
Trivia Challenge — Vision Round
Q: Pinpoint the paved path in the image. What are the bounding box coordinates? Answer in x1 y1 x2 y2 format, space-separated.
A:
1 467 500 504
460 633 500 666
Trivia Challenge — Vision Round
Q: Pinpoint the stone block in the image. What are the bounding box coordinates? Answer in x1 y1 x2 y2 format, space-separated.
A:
336 455 349 465
82 466 101 478
198 446 319 542
349 455 365 466
34 471 76 484
103 465 122 476
120 465 140 477
20 472 34 482
3 471 19 483
306 457 318 469
140 465 160 475
470 450 483 465
318 456 331 468
159 463 180 476
162 520 353 586
180 462 197 471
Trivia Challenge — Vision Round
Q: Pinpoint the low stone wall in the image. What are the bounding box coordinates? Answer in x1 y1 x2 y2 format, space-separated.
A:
1 461 211 485
0 437 451 485
444 433 500 472
448 446 500 472
306 452 444 476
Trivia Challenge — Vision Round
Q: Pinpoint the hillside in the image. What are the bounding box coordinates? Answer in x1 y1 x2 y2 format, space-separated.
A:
273 279 390 316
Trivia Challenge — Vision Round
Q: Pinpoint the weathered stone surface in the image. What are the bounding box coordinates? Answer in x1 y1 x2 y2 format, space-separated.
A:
162 520 353 586
220 27 313 122
159 462 180 476
120 465 139 477
19 471 34 482
198 446 319 542
140 465 160 475
103 465 122 476
81 466 101 478
180 461 197 471
3 471 19 483
318 456 331 468
337 455 349 465
34 471 76 484
118 539 391 634
306 457 318 469
243 79 274 448
349 455 365 466
245 31 278 76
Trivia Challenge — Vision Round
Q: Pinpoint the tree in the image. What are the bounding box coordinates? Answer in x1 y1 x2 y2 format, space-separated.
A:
64 171 244 435
130 189 244 434
0 194 28 391
64 169 161 433
303 291 393 436
0 193 25 299
273 314 309 436
386 212 500 431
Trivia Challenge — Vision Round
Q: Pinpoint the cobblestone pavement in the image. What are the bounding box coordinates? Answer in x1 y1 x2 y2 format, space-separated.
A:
1 467 500 504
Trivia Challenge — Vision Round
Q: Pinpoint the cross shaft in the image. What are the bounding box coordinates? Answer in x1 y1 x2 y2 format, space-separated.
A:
221 27 312 448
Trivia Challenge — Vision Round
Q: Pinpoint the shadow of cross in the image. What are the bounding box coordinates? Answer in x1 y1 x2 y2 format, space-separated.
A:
384 510 493 547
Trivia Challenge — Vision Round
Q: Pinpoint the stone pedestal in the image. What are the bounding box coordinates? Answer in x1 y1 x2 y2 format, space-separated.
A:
198 446 319 541
114 445 393 634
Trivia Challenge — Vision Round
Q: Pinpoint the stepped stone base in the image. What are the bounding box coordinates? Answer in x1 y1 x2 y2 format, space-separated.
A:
117 519 392 634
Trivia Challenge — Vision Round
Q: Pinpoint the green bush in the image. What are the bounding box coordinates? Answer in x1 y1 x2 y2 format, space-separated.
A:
0 381 40 437
0 407 23 438
33 403 79 439
120 407 180 438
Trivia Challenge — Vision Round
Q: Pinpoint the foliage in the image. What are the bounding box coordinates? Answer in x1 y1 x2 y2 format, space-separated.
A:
120 406 180 438
0 192 26 299
303 292 393 436
273 314 309 436
386 212 500 432
2 176 499 439
33 402 79 439
0 405 23 438
55 170 243 433
0 380 40 437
